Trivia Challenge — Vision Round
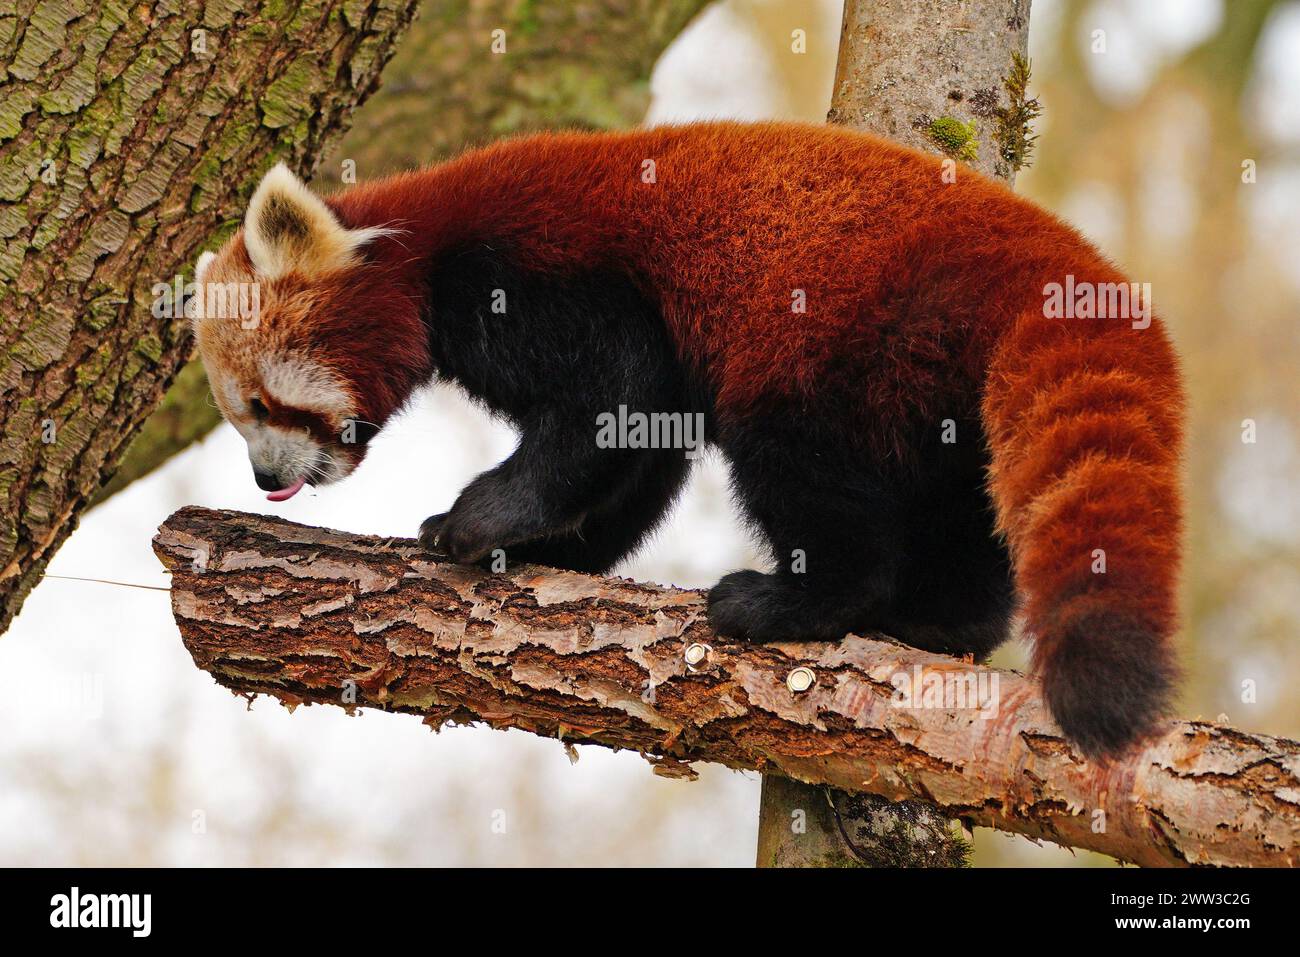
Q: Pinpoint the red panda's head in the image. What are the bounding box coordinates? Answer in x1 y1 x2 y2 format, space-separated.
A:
191 165 427 500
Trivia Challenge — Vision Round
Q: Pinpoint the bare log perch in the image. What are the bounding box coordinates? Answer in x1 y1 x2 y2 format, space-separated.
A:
154 506 1300 867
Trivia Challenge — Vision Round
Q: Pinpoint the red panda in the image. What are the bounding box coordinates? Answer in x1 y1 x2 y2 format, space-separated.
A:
191 121 1184 759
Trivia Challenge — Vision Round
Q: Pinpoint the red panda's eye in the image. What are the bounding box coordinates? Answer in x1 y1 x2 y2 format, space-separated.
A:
249 397 269 422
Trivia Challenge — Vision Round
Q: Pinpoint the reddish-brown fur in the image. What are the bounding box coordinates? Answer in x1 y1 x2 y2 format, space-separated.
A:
217 122 1185 753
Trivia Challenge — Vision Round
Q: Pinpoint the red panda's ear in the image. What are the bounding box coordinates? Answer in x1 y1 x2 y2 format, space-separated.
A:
195 251 216 283
243 163 389 279
187 251 217 327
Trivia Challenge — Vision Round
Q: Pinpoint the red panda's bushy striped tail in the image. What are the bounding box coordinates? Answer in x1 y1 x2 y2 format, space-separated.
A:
982 306 1185 759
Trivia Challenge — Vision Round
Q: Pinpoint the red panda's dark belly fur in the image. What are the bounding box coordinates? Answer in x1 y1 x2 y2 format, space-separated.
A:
331 121 1185 758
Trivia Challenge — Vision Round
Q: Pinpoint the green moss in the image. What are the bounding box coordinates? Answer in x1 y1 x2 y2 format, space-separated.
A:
202 0 244 29
260 53 324 128
134 332 163 364
85 292 127 331
66 124 104 169
341 0 368 29
219 114 257 157
924 115 979 163
995 53 1041 175
263 0 295 24
0 137 42 200
517 0 541 36
971 53 1042 178
0 240 20 282
0 88 36 141
204 218 241 251
0 204 25 239
76 344 115 385
288 0 327 32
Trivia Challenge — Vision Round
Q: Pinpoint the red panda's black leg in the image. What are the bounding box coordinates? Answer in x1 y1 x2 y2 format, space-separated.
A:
708 416 909 642
423 413 679 565
421 245 706 569
709 407 1018 656
498 447 691 573
875 462 1017 660
419 448 690 572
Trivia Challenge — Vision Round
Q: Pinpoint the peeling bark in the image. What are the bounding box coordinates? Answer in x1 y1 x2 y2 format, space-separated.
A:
154 507 1300 868
0 0 420 633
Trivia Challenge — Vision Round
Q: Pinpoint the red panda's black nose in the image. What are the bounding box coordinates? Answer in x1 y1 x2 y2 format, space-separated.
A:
252 468 280 491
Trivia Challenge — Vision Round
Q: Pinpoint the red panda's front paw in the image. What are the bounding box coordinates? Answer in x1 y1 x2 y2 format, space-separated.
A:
418 513 449 553
419 510 497 564
440 522 496 564
709 570 860 643
420 503 523 564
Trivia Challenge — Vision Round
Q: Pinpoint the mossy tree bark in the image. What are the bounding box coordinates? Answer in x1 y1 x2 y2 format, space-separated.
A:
94 0 710 507
0 0 421 634
92 360 222 503
754 0 1037 868
830 0 1036 182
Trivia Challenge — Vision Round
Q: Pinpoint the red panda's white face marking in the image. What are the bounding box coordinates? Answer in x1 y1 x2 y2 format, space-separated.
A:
204 353 356 495
191 164 391 500
258 354 353 419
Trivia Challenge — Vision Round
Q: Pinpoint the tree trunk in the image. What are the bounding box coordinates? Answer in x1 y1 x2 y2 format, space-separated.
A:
0 0 420 633
154 507 1300 868
830 0 1036 182
92 0 711 507
326 0 713 176
764 0 1037 868
756 776 970 868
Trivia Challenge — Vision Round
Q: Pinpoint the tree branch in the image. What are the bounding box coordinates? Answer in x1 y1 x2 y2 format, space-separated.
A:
154 507 1300 868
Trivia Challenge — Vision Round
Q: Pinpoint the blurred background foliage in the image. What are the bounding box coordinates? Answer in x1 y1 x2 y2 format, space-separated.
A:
8 0 1297 867
324 0 712 176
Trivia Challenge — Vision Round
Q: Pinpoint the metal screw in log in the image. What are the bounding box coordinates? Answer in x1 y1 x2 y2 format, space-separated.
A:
684 642 711 671
785 667 816 694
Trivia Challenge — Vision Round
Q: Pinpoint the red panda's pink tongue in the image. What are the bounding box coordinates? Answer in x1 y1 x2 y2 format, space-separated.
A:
266 477 307 502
